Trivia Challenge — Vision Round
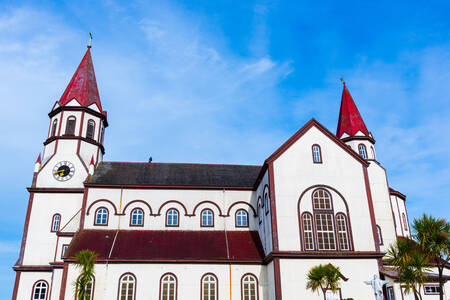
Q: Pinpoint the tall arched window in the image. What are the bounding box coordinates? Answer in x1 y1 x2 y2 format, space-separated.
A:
312 145 322 163
201 274 217 300
264 192 270 214
86 119 95 139
302 213 314 250
51 119 58 137
201 209 214 227
32 280 48 300
236 209 248 227
376 225 383 245
402 213 408 231
76 276 94 300
313 189 335 250
166 208 179 227
241 274 258 300
257 199 263 224
358 144 367 159
130 208 144 226
336 214 350 250
94 207 108 225
65 116 76 135
160 273 177 300
371 146 376 160
118 273 135 300
51 214 61 232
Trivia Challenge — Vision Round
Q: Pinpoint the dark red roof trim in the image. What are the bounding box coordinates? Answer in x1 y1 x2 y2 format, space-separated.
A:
389 188 406 200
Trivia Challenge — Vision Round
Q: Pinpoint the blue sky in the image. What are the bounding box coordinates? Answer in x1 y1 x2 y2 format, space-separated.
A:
0 0 449 298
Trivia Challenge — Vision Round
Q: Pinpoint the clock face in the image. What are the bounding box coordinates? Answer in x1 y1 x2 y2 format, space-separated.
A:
53 161 75 181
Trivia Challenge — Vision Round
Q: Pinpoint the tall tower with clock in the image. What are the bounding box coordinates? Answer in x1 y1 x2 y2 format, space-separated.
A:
13 45 107 294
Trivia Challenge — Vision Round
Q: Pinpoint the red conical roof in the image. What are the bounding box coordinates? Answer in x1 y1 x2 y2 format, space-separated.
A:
58 48 102 112
336 83 369 138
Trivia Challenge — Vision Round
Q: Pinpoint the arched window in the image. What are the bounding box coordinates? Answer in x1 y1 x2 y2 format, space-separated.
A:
312 145 322 163
160 273 177 300
302 213 314 250
76 276 94 300
166 208 179 227
86 119 95 139
65 116 76 135
130 208 144 226
313 189 332 210
118 273 135 300
32 280 48 300
51 119 58 137
201 274 217 300
236 209 248 227
241 274 258 300
100 127 105 144
264 193 270 214
402 213 408 231
257 200 263 224
371 146 376 160
51 214 61 232
94 207 108 225
358 144 367 159
313 189 336 250
336 214 350 250
376 225 383 245
201 209 214 227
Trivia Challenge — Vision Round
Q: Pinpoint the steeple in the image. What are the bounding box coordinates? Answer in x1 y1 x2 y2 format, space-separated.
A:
336 82 369 138
58 47 102 112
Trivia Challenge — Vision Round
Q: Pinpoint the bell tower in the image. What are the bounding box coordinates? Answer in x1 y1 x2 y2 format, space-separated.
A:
37 46 108 188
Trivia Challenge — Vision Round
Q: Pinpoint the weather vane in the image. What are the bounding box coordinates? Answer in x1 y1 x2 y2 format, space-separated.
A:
87 32 93 49
340 77 345 84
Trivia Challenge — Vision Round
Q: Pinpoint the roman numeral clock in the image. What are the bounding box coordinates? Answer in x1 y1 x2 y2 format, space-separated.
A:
52 161 75 181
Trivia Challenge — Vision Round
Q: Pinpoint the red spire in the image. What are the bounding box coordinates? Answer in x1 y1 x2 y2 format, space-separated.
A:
58 48 102 112
336 82 370 138
90 155 95 165
36 153 41 163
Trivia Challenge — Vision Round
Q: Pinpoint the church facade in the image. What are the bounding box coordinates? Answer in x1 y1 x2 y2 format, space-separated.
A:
11 47 448 300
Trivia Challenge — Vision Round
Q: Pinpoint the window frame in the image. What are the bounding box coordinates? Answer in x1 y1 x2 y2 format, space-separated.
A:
235 209 249 228
159 273 177 300
117 273 136 300
240 273 259 300
200 208 214 227
301 212 315 251
61 244 69 259
257 198 263 225
402 213 408 231
166 208 180 227
51 213 61 232
424 285 440 295
358 143 367 159
51 119 58 137
324 288 342 300
130 208 144 227
86 119 96 140
76 275 95 300
386 286 395 300
312 144 323 164
370 146 376 160
376 225 383 245
65 116 76 136
94 207 109 226
201 273 218 300
31 280 49 300
335 213 350 251
264 191 270 215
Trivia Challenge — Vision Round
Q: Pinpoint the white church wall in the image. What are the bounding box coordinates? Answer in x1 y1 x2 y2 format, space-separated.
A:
390 195 410 237
79 142 100 166
254 170 273 255
15 271 53 300
272 125 376 251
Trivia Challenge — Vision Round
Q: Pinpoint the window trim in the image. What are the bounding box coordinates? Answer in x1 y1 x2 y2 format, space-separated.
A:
376 225 383 245
386 286 395 300
358 143 367 159
240 273 259 300
263 185 270 215
402 213 408 231
312 144 323 164
301 212 315 251
94 207 109 226
61 244 69 259
51 213 61 232
86 119 96 140
51 119 58 137
423 285 440 295
31 280 49 300
335 213 350 251
324 288 342 300
166 208 180 227
370 146 376 160
200 208 214 228
64 116 77 136
257 197 262 224
76 275 95 300
159 272 178 300
117 273 136 300
200 273 218 300
235 209 249 228
129 208 144 227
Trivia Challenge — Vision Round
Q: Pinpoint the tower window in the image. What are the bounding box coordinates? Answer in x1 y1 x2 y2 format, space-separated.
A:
264 193 270 214
51 214 61 232
94 207 108 225
51 119 58 137
241 274 258 300
160 273 177 300
402 213 408 231
118 273 135 300
358 144 367 159
86 119 95 140
32 280 48 300
130 208 144 226
65 116 76 135
312 145 322 163
376 225 383 245
166 208 179 227
236 209 248 227
201 209 214 227
201 274 217 300
371 146 376 160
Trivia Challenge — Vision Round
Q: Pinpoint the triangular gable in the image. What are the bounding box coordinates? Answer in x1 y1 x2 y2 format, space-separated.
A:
66 98 81 107
265 118 368 166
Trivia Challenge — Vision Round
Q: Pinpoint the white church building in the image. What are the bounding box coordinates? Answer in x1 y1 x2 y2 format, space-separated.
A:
11 47 449 300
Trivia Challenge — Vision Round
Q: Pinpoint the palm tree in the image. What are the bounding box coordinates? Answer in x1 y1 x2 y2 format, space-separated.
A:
73 249 98 300
413 214 450 300
306 264 343 300
386 237 430 300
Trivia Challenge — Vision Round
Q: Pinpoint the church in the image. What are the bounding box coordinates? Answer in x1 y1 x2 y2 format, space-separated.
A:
11 46 449 300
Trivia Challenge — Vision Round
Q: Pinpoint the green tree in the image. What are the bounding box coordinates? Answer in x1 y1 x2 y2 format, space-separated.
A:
73 249 98 300
306 264 344 300
413 214 450 300
386 237 430 300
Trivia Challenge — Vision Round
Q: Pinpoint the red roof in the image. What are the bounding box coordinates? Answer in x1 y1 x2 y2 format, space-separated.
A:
65 230 264 262
58 48 102 112
336 83 369 138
